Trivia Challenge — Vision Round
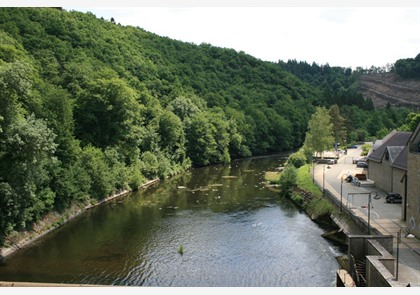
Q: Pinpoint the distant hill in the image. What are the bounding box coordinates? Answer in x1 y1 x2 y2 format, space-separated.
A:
357 72 420 109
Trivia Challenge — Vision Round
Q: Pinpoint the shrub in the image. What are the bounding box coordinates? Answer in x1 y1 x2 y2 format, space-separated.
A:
279 164 297 197
287 150 307 168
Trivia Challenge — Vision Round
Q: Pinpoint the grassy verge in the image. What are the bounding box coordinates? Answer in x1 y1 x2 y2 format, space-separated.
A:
296 164 322 198
288 164 334 220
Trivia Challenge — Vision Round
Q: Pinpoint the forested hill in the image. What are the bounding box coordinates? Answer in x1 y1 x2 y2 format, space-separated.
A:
0 7 320 156
0 7 323 240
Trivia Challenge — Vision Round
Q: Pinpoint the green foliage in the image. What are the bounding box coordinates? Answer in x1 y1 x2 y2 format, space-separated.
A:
305 197 334 219
286 150 307 168
329 104 347 147
304 106 335 157
278 164 297 197
296 164 322 198
290 192 305 206
74 75 143 149
140 151 159 179
78 145 113 200
0 114 58 235
265 171 280 184
360 144 372 156
185 115 218 167
295 164 333 219
178 245 184 255
399 112 420 132
394 54 420 79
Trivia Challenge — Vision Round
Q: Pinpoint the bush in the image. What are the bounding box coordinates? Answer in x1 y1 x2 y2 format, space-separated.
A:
361 143 371 156
286 150 307 168
279 164 297 197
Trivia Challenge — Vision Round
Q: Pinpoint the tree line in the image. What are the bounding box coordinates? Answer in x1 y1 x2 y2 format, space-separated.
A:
394 53 420 79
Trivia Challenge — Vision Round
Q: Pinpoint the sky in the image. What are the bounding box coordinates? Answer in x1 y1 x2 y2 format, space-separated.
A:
7 1 420 69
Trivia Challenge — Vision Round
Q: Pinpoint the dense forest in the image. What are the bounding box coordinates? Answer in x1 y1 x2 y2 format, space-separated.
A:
0 7 418 244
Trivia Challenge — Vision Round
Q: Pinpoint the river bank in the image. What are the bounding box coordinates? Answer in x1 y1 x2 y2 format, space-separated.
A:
0 178 160 261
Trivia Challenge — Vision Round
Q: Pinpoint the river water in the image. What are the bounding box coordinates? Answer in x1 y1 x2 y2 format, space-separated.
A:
0 154 344 287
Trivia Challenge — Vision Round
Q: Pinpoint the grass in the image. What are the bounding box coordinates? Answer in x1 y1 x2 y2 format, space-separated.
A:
178 245 184 255
296 164 322 198
265 171 280 184
296 164 334 219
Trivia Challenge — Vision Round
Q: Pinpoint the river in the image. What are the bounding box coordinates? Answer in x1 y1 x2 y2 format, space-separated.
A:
0 154 344 287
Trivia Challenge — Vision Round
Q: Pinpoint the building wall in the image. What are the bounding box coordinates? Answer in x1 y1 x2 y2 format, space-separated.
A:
389 168 405 194
390 168 407 220
407 152 420 237
368 160 392 192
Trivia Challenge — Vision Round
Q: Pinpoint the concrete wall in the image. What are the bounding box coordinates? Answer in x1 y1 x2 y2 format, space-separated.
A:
366 256 394 287
348 235 393 260
347 236 395 287
407 151 420 237
365 239 395 287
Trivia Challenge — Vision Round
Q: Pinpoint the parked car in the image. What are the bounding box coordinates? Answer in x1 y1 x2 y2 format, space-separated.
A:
351 176 360 186
386 192 402 204
356 161 368 168
347 144 358 149
353 157 368 164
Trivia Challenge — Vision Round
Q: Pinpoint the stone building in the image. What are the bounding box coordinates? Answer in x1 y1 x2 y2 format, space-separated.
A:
367 130 412 220
407 123 420 237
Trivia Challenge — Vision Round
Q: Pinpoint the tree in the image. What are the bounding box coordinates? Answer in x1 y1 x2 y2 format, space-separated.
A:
0 60 34 131
399 112 420 132
78 145 113 200
74 75 144 164
185 114 218 167
329 104 347 148
157 109 185 160
0 114 58 234
304 106 334 158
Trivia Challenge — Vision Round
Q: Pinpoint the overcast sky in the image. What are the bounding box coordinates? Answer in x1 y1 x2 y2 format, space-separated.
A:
9 1 420 69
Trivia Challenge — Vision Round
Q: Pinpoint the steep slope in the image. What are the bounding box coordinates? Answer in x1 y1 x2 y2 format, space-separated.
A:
357 72 420 109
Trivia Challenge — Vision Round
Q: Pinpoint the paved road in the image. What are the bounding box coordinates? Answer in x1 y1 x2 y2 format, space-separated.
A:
313 146 420 287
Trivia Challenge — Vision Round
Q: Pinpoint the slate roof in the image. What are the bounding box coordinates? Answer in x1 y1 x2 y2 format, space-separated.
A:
391 145 408 170
367 131 412 170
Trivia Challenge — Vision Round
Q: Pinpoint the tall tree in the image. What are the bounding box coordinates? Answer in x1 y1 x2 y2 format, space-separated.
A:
329 104 347 148
304 106 334 158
